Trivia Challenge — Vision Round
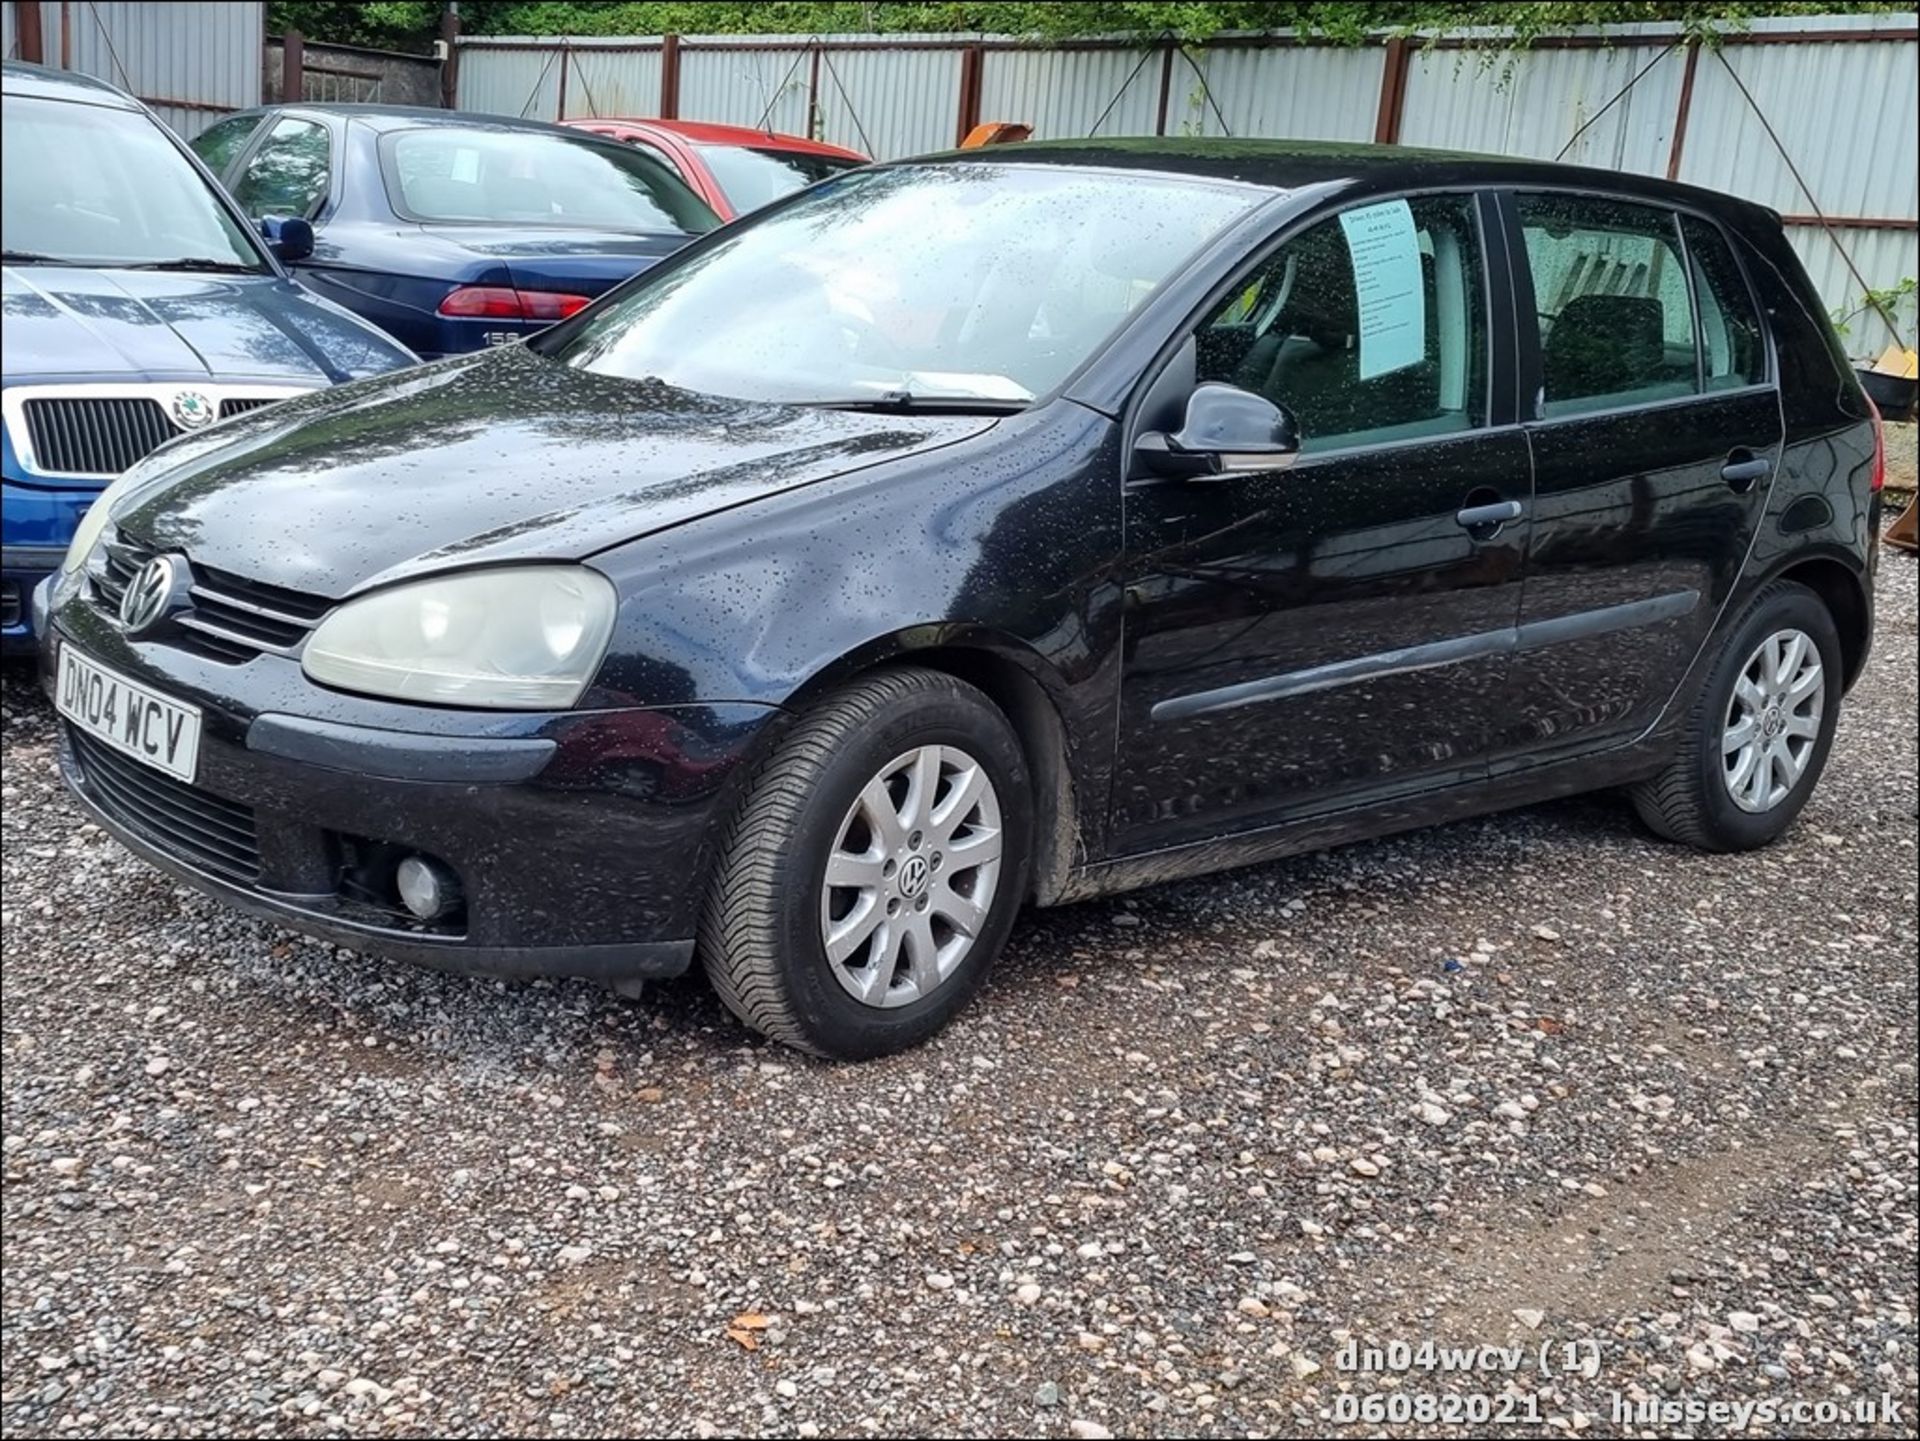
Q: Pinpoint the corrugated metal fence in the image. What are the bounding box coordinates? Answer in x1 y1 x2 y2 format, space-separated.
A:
457 14 1919 352
4 0 262 137
3 6 1910 349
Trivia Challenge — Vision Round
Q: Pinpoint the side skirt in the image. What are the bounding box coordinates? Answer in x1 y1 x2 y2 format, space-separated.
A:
1051 729 1671 905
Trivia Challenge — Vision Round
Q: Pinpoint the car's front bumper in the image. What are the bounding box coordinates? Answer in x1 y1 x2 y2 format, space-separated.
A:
5 472 113 657
43 595 780 985
3 545 63 654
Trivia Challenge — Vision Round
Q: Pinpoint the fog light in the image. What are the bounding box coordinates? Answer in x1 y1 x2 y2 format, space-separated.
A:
396 854 460 922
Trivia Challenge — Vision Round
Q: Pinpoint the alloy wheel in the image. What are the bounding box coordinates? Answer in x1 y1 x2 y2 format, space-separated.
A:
819 744 1004 1008
1722 627 1824 814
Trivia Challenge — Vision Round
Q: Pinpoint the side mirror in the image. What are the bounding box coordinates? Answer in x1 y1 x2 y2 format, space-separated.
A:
1134 382 1300 480
259 215 314 264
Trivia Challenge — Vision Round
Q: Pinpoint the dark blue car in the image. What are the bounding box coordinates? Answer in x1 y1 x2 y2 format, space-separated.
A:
1 63 416 655
188 105 721 359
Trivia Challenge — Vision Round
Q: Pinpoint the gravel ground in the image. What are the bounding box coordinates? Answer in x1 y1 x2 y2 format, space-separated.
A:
3 559 1915 1439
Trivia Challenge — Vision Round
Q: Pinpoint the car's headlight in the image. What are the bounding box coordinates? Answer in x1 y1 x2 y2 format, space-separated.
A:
302 565 617 709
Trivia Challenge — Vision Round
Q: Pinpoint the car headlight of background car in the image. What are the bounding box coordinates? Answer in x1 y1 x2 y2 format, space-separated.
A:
59 433 212 578
58 455 174 576
61 491 120 577
301 565 617 709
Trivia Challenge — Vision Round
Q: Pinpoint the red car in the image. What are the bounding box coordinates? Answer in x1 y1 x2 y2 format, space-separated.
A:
560 118 866 221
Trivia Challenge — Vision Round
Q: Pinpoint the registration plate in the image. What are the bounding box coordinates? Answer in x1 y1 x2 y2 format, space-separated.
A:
55 645 202 783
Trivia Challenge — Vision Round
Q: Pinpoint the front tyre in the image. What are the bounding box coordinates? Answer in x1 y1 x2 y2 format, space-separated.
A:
1631 580 1843 852
699 667 1032 1059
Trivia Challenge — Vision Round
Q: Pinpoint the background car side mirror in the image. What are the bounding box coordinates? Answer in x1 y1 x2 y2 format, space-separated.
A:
259 215 314 264
1134 382 1300 480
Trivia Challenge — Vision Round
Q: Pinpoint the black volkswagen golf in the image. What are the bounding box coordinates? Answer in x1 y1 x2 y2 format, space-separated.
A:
41 140 1882 1059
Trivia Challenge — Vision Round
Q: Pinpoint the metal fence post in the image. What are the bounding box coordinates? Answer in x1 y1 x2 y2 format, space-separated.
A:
438 4 460 109
283 28 304 104
1155 38 1174 134
15 0 44 63
660 32 680 118
1666 39 1700 180
807 42 822 140
956 43 983 144
1374 35 1410 143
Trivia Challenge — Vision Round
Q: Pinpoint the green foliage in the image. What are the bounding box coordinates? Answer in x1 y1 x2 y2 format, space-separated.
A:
1833 275 1918 345
269 2 441 49
268 1 1902 49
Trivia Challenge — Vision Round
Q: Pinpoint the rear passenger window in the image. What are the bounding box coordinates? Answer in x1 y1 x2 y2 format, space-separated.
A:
1518 195 1695 417
1193 193 1486 453
1683 215 1766 390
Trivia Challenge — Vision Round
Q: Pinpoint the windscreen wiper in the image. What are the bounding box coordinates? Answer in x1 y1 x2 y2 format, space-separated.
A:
116 257 267 273
0 249 64 264
801 391 1028 416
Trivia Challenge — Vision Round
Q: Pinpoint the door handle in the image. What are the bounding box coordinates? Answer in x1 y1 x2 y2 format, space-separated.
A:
1455 498 1524 539
1721 451 1771 493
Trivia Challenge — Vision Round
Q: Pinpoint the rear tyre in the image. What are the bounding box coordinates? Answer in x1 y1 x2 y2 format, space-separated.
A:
1630 581 1842 852
699 667 1032 1059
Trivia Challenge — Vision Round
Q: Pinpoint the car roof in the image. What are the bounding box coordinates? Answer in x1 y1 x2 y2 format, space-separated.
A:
237 102 625 141
564 116 867 161
906 136 1779 225
1 60 140 108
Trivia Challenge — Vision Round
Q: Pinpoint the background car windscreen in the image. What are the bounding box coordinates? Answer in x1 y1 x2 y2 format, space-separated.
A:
694 144 861 212
1 95 264 269
542 163 1265 405
384 128 719 233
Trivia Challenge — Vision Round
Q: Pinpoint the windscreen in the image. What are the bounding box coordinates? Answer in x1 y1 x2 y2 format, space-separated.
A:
541 162 1265 406
2 94 264 269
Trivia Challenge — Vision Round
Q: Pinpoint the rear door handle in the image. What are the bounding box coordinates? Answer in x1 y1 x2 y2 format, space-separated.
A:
1721 452 1771 492
1456 499 1524 538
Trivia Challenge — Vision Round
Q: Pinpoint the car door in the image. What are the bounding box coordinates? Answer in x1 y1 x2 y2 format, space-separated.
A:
1111 191 1533 852
1496 193 1783 770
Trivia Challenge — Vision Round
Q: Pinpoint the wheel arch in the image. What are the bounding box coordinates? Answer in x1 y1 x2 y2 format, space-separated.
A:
1763 551 1873 690
765 627 1092 907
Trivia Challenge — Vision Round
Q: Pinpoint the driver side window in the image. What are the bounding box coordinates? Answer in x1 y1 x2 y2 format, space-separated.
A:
231 117 331 220
1193 193 1488 453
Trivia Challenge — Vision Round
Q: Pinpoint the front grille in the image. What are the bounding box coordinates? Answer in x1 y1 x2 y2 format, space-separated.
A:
218 397 279 421
181 563 331 660
70 728 261 883
94 532 152 614
1 580 20 630
94 529 332 664
15 389 304 478
23 398 174 476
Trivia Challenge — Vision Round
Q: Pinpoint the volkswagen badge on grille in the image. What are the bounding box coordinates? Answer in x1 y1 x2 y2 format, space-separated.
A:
170 390 216 430
119 555 184 634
